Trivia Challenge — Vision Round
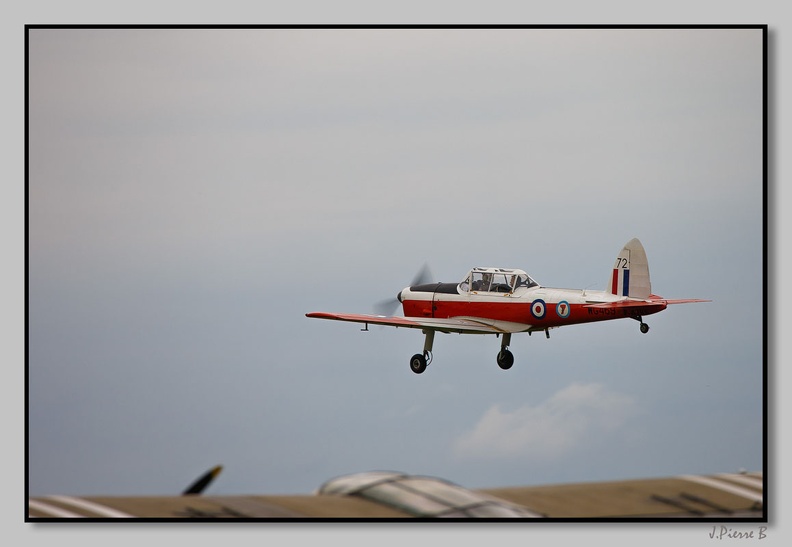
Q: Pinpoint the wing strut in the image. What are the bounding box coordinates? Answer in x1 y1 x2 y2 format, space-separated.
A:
423 329 435 357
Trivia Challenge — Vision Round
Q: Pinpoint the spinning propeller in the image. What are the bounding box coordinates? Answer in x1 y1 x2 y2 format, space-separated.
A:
374 264 433 317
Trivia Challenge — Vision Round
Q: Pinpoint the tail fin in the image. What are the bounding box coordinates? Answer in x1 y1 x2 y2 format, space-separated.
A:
606 238 651 299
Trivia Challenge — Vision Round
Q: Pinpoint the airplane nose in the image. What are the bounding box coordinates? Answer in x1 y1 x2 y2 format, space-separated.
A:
397 289 404 303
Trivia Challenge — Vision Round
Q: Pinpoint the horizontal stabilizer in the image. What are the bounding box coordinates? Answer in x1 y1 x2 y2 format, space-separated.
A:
652 298 711 305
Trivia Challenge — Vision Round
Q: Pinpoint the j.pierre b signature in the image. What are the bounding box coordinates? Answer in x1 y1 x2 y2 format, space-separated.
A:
709 526 768 540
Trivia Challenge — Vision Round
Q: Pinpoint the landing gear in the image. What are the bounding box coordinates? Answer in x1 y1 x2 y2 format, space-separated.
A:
408 329 521 374
496 332 514 370
409 330 435 374
497 349 514 370
410 353 428 374
633 315 650 334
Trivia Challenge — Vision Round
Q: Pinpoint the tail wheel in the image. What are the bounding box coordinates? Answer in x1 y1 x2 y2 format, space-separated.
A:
497 349 514 370
410 353 427 374
640 322 650 334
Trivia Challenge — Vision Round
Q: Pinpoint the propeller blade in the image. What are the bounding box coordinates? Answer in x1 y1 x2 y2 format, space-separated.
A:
182 465 223 495
373 264 433 317
410 263 433 287
374 297 400 317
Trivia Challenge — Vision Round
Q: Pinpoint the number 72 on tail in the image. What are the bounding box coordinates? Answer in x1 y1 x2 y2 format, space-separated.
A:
306 238 710 374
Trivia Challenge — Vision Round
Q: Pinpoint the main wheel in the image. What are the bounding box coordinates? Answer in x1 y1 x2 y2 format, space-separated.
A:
640 322 650 334
497 349 514 370
410 353 427 374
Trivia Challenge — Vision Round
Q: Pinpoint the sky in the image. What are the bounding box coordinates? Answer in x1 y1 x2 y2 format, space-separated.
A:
5 2 788 544
25 23 765 496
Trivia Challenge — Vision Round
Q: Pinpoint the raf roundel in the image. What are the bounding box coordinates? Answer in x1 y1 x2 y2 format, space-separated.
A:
556 300 571 319
530 299 546 320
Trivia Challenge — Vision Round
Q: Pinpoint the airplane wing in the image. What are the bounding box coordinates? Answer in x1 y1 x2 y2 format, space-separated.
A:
28 469 764 519
306 312 521 334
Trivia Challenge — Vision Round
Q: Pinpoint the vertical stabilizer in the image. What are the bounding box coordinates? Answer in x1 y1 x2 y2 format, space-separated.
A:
606 238 651 299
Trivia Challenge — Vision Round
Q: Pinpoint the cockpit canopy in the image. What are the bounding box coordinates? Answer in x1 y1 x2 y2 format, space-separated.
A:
459 267 538 294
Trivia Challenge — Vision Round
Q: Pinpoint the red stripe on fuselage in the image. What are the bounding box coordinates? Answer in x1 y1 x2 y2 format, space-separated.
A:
402 298 665 329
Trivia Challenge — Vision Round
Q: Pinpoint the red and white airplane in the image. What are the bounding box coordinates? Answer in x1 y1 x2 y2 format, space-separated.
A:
307 238 709 374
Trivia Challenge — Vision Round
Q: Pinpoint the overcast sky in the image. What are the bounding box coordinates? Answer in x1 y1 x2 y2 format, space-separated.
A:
5 3 789 546
25 26 766 503
5 7 785 544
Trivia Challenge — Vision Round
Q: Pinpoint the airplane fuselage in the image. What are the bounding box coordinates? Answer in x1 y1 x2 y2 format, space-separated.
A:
399 283 667 333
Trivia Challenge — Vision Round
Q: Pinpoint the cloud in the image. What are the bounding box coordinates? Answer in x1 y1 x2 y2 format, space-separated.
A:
452 383 635 462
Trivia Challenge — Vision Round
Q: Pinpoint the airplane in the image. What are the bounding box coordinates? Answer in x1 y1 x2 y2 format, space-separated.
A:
306 238 710 374
28 466 764 519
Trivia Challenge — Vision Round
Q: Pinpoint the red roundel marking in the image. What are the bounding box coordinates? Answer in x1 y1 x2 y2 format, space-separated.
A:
531 299 546 319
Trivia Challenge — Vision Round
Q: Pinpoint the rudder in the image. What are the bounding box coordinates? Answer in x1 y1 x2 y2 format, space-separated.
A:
606 238 651 299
